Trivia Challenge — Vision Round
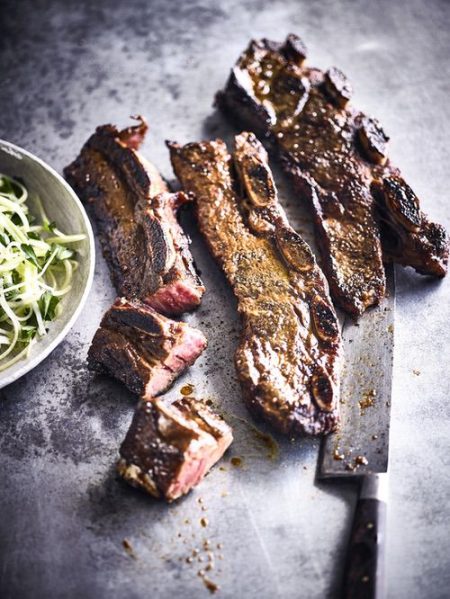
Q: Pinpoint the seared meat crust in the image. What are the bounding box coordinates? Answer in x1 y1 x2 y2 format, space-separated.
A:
64 117 204 315
217 36 449 314
169 132 342 436
118 397 233 501
88 298 207 398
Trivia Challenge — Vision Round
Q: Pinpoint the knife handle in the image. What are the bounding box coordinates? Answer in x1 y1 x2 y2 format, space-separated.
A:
342 474 387 599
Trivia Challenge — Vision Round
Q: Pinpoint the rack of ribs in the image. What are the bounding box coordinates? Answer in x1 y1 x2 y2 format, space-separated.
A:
168 131 342 436
64 116 205 315
217 35 449 315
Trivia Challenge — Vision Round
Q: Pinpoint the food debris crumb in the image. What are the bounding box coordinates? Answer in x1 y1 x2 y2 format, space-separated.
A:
230 457 243 467
219 466 227 472
203 577 219 593
180 383 195 396
200 517 209 528
122 538 136 559
413 369 421 376
253 430 279 460
355 455 368 466
372 434 378 440
359 389 376 410
198 497 204 504
184 518 191 525
333 449 345 461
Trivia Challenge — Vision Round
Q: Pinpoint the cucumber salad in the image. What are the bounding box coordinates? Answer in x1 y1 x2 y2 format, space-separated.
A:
0 173 85 371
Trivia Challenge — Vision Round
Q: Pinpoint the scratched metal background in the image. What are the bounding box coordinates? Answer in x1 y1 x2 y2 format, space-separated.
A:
1 1 449 597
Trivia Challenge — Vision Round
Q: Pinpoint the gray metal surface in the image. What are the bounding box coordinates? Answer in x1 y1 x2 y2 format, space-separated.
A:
320 266 395 478
1 1 450 598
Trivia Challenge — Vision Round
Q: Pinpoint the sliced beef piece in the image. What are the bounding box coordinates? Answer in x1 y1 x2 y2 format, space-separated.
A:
217 35 449 314
168 132 342 436
88 298 207 397
118 397 233 501
64 116 204 315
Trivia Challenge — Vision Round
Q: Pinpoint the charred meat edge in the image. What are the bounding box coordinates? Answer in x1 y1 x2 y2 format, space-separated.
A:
64 116 205 315
216 35 449 314
118 397 233 502
88 297 207 398
168 132 342 436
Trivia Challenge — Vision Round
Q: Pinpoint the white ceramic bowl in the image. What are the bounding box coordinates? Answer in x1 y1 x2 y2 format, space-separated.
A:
0 140 95 388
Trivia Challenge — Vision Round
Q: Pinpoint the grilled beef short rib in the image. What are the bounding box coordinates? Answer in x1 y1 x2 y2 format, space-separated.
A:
64 117 204 315
88 298 207 397
118 397 233 501
217 35 449 315
169 132 342 436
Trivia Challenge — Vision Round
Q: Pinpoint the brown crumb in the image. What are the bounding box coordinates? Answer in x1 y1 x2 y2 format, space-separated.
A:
200 517 209 528
333 449 345 461
122 538 136 559
413 369 421 376
203 577 219 593
359 389 376 410
180 383 195 396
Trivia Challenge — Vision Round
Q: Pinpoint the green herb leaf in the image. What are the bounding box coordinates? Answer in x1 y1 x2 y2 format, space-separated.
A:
38 292 60 321
44 220 57 233
19 327 37 344
53 245 74 261
21 244 39 267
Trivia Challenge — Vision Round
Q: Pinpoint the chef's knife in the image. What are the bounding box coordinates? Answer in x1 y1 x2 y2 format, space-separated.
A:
319 264 395 599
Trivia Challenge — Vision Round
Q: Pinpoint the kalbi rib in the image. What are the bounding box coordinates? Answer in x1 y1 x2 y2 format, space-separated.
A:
118 397 233 501
64 117 205 316
372 174 449 277
169 132 342 436
217 35 449 314
88 298 207 398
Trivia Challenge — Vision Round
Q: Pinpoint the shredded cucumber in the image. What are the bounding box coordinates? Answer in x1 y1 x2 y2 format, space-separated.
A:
0 173 85 372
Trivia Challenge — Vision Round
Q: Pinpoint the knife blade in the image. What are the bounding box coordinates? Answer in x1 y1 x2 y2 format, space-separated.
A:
319 264 395 599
